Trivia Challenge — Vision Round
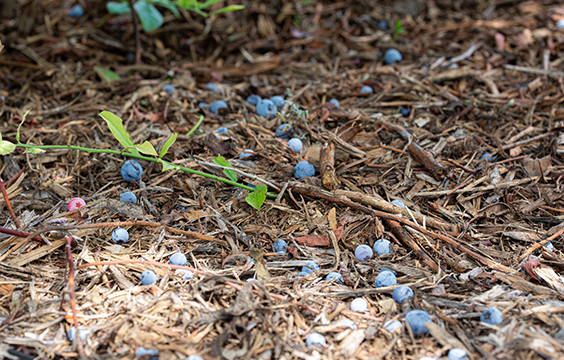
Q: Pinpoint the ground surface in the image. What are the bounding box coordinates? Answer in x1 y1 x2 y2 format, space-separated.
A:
1 0 564 359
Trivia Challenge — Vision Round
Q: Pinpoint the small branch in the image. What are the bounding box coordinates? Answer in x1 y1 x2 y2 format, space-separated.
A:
0 177 20 229
66 236 85 357
0 225 50 244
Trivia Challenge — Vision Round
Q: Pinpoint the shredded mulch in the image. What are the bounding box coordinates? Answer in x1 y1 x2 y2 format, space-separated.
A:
2 0 564 359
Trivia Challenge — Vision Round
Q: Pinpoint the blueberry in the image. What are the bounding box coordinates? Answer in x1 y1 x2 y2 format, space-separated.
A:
296 271 310 278
329 98 340 108
198 102 208 108
288 138 303 154
448 348 468 360
374 271 397 288
326 272 344 283
246 184 256 189
380 268 396 275
302 262 320 273
247 278 257 282
275 124 293 139
239 149 254 159
354 244 373 262
68 197 86 211
480 153 494 161
306 332 326 347
257 99 277 119
186 356 204 360
294 161 315 179
216 127 229 135
246 95 262 105
360 86 373 93
121 160 143 182
378 20 388 30
210 100 228 115
392 285 414 303
136 348 159 357
272 239 287 254
405 309 431 336
544 242 554 252
399 107 411 117
111 227 129 244
120 192 137 203
480 307 503 325
340 319 357 330
170 252 187 266
384 320 402 333
373 239 391 256
141 270 157 285
350 298 368 312
557 19 564 29
162 84 175 95
270 96 285 108
67 326 88 341
384 49 403 64
391 199 406 208
175 269 193 280
205 83 218 92
68 4 84 18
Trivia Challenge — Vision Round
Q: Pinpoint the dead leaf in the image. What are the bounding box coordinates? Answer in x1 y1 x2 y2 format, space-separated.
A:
523 155 551 177
203 133 233 155
294 235 330 247
521 259 541 280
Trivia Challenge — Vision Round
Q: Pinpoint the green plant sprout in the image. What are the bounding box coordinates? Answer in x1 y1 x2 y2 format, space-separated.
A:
0 110 272 210
393 19 406 43
106 0 245 32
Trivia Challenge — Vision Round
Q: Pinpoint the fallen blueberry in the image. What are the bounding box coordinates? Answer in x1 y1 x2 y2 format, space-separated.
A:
480 307 503 325
247 94 262 105
162 84 174 95
296 271 310 278
246 184 257 189
141 270 157 285
391 199 406 208
247 278 257 282
68 197 86 211
185 356 204 360
384 320 402 333
294 161 315 179
120 192 137 203
350 298 368 312
405 309 431 336
480 153 495 161
270 96 285 108
557 19 564 29
380 268 396 275
275 124 293 139
544 242 554 252
306 332 326 347
216 127 229 135
326 272 344 283
288 138 303 154
170 252 187 266
354 244 373 262
302 262 320 273
448 348 467 360
210 100 228 115
392 285 414 304
400 107 411 117
239 149 254 159
373 239 391 255
67 325 88 341
198 102 208 108
68 4 84 18
360 86 373 93
378 20 388 30
111 227 129 244
257 99 277 119
205 83 218 92
374 270 397 288
340 319 357 329
272 239 287 254
136 348 159 357
329 98 340 108
121 160 143 182
175 269 193 280
384 49 403 64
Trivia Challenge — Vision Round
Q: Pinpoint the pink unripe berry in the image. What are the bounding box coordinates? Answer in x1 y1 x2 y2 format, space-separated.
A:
68 197 86 211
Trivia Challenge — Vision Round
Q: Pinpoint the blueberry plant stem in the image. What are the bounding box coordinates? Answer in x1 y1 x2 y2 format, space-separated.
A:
15 143 278 198
65 235 85 357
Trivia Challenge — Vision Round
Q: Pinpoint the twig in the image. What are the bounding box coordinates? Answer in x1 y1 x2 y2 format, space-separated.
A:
501 132 554 150
413 176 539 197
503 64 564 80
65 236 85 357
194 158 281 191
0 226 49 244
519 226 564 261
0 177 20 229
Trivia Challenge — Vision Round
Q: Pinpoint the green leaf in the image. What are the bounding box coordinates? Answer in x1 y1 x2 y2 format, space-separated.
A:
94 66 120 83
198 0 226 9
186 115 204 136
134 141 158 156
16 109 31 144
106 1 131 14
245 185 267 211
159 133 178 159
161 161 179 172
0 140 16 155
177 0 197 9
213 155 237 182
23 147 46 154
210 5 244 15
134 2 164 32
149 0 180 18
99 111 139 156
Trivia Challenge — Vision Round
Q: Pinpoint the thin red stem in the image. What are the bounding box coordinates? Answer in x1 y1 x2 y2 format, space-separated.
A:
66 236 85 357
0 177 20 229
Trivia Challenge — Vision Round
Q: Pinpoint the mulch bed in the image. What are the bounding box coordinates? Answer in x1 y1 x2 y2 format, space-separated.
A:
1 0 564 359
